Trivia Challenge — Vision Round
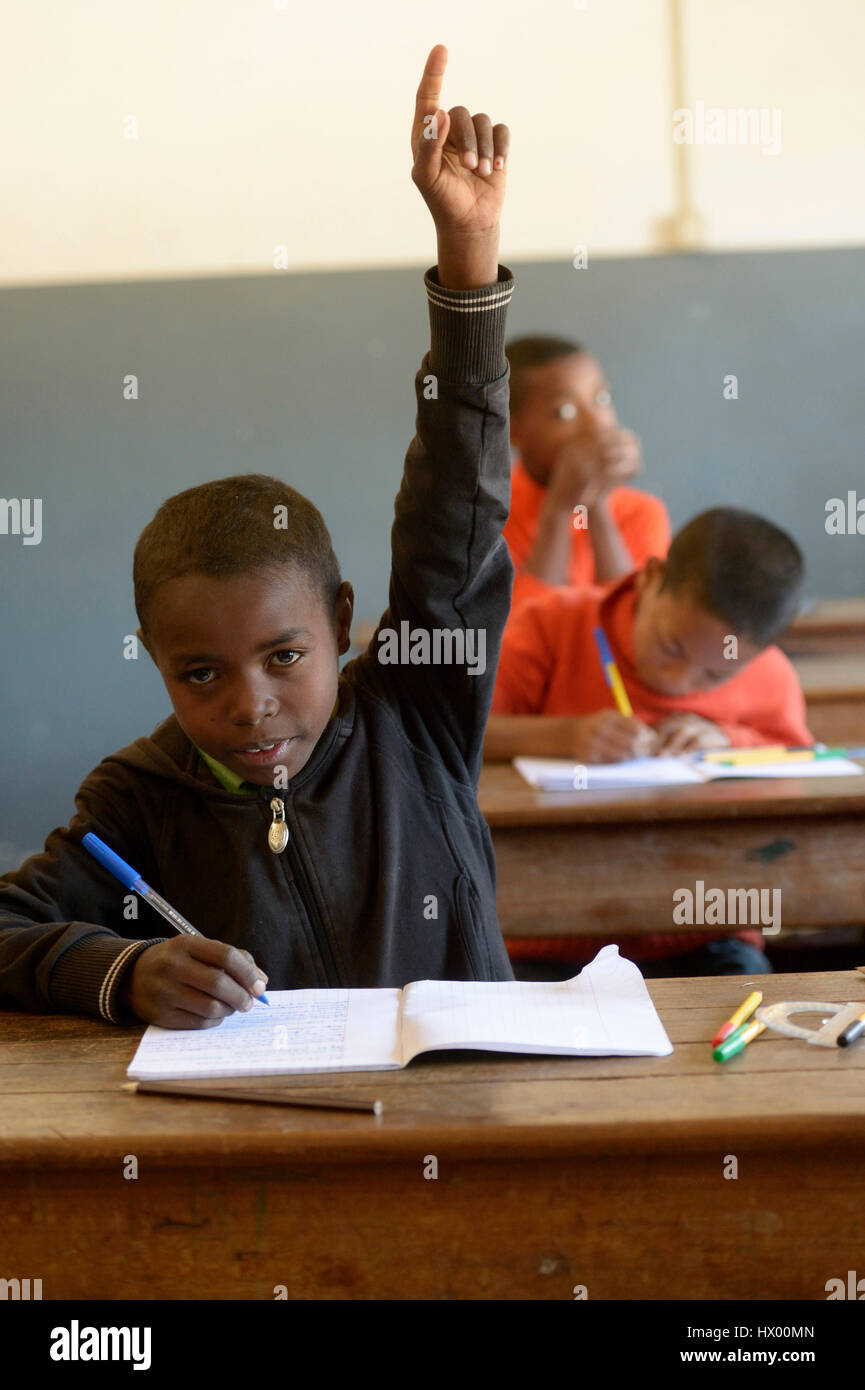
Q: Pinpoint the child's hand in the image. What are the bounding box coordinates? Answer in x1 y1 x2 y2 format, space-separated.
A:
548 427 642 511
654 713 732 755
569 711 659 763
118 937 269 1029
411 44 509 242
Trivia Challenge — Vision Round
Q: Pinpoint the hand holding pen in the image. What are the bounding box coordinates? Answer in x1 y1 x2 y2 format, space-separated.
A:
83 833 269 1030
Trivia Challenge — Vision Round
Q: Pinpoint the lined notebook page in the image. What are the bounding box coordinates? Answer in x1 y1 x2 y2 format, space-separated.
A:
127 988 403 1080
399 945 673 1063
515 755 865 792
514 756 704 791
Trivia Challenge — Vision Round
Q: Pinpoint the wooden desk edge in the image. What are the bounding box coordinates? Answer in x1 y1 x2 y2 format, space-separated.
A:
478 761 865 826
2 1108 864 1170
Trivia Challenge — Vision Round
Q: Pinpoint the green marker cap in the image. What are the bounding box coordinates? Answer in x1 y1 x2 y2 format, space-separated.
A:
713 1023 752 1063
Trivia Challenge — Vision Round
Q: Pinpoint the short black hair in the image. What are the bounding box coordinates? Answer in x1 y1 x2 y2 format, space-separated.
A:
505 335 586 416
133 473 342 637
660 508 804 647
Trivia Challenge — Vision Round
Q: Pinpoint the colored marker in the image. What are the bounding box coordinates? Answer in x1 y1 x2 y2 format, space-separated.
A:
837 1011 865 1048
713 1019 766 1062
82 832 269 1004
700 745 787 763
711 990 763 1048
715 750 847 767
593 626 633 717
702 745 852 767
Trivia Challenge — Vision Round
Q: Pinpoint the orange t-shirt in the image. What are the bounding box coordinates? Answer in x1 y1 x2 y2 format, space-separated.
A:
504 459 671 608
493 572 812 747
491 572 813 964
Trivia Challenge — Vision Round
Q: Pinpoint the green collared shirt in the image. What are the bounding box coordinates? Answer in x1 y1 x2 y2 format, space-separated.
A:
195 745 260 795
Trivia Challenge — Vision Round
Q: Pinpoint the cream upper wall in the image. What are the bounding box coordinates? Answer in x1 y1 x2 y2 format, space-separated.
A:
2 0 863 286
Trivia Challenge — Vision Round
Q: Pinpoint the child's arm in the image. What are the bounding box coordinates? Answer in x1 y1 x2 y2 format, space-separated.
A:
584 496 639 581
484 711 658 762
350 45 514 782
0 770 266 1024
486 591 658 761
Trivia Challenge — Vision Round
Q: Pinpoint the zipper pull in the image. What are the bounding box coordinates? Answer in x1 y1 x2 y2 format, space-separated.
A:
268 796 289 854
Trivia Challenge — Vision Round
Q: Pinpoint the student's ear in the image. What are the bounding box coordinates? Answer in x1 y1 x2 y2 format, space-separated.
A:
334 582 354 656
637 556 665 594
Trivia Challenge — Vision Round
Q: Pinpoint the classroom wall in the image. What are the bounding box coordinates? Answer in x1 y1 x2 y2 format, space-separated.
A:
3 0 864 286
1 244 863 870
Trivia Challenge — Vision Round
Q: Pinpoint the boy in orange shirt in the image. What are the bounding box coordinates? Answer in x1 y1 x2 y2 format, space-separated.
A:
504 336 671 608
486 507 812 976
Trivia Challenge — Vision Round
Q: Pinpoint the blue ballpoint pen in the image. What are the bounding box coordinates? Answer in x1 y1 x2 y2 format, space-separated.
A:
82 832 269 1004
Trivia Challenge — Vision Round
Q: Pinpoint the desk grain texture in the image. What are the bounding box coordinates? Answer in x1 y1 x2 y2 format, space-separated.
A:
2 971 865 1299
478 762 865 938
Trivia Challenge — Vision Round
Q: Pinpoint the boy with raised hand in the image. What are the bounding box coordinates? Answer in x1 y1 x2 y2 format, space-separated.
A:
0 45 518 1027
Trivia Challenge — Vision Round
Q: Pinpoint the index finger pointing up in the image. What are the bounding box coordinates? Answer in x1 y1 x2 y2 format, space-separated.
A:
412 43 448 148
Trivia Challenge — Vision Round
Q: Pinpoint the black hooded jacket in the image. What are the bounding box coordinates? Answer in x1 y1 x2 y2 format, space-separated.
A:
0 265 517 1023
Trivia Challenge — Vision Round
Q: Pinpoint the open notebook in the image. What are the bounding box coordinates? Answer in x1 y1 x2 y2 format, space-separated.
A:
514 754 864 792
126 945 673 1079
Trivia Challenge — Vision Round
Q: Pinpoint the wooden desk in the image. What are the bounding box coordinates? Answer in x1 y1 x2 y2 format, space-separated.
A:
478 761 865 938
781 597 865 656
2 972 865 1300
794 654 865 745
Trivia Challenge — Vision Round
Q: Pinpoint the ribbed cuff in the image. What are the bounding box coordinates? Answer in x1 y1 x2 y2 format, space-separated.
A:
424 264 515 384
49 931 170 1025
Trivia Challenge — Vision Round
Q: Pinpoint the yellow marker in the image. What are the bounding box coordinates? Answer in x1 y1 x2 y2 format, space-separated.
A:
700 745 787 763
719 751 817 767
711 989 763 1047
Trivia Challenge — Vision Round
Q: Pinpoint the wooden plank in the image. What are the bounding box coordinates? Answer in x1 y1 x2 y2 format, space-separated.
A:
1 973 865 1165
478 760 865 827
1 1072 865 1163
793 654 865 742
1 1152 862 1300
781 597 865 656
807 700 865 744
491 815 865 935
3 974 865 1299
795 654 865 697
2 1034 865 1094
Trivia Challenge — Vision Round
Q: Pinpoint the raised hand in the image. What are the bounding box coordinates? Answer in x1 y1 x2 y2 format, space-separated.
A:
410 44 509 286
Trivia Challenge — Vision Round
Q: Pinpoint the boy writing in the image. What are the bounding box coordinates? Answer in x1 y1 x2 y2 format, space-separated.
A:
487 507 812 762
0 46 518 1028
487 506 811 976
503 336 671 608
